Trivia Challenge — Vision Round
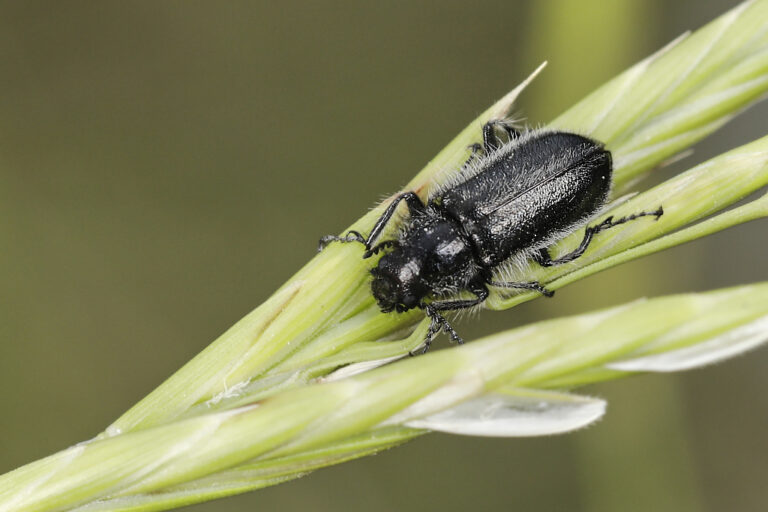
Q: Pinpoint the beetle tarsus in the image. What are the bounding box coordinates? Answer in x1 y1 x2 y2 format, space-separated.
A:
363 240 400 259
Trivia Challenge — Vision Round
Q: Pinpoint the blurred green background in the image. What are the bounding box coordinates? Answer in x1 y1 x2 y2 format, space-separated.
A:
2 1 767 511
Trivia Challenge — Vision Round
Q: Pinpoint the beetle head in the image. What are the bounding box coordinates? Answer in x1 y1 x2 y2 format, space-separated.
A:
370 250 428 313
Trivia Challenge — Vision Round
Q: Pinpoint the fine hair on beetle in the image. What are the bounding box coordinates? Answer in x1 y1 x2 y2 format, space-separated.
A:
320 120 664 352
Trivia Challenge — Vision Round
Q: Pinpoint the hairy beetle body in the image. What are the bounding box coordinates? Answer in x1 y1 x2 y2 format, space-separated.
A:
320 122 662 351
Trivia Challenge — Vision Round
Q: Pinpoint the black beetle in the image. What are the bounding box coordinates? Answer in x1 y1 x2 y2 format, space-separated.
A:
320 121 663 351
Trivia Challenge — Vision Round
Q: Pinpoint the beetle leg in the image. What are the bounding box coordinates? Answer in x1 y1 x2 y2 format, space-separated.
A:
412 306 457 355
413 285 489 353
318 192 426 255
497 120 520 141
482 120 521 152
414 304 468 355
461 142 484 168
463 121 521 168
489 280 554 298
482 121 504 152
534 206 664 266
367 239 400 256
427 285 489 314
506 126 521 140
467 142 483 154
361 192 425 258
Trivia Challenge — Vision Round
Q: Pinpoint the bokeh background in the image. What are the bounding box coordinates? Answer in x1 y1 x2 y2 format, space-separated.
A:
2 1 768 511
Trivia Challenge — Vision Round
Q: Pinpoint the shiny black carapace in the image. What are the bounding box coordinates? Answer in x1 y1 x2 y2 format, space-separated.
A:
320 121 662 351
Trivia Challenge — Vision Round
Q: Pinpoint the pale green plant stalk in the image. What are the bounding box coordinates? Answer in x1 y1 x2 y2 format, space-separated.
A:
2 1 768 511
